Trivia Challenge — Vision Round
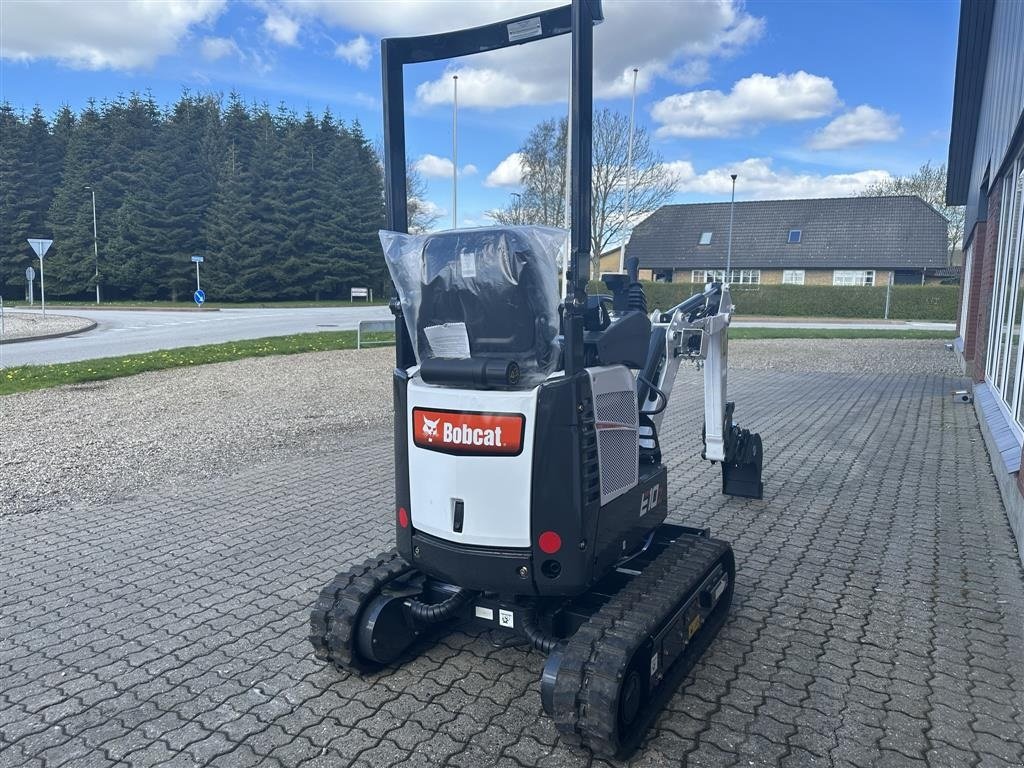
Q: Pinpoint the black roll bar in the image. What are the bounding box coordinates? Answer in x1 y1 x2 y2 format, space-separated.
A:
380 0 603 373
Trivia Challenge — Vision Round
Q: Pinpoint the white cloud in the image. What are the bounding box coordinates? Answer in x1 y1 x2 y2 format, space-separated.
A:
485 153 524 188
200 36 240 61
666 157 893 199
414 155 478 178
415 154 455 178
652 72 840 139
283 1 763 109
335 36 372 69
264 13 299 45
0 0 224 70
807 105 902 150
669 60 711 87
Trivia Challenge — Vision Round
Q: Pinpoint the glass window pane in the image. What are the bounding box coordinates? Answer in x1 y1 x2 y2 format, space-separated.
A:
1002 169 1024 411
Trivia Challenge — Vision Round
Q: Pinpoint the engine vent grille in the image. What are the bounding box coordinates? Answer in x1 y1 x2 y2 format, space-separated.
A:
594 389 639 504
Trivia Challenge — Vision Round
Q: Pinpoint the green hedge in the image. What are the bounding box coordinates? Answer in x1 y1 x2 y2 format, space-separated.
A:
586 281 958 321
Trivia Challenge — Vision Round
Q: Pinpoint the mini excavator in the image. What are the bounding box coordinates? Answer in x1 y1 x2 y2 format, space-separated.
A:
310 1 764 757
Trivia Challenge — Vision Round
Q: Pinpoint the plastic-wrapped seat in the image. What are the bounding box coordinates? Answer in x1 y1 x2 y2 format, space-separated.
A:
381 226 564 386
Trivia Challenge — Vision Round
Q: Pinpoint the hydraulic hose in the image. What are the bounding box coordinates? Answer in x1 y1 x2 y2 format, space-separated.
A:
523 609 561 653
407 587 476 624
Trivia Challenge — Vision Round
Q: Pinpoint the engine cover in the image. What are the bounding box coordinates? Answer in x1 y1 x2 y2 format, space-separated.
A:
407 376 539 548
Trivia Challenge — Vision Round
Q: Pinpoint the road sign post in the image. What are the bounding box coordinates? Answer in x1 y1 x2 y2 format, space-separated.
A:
25 266 35 305
191 255 204 295
27 239 52 317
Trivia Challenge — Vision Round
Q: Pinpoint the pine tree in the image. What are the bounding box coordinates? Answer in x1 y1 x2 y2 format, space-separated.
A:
1 90 391 302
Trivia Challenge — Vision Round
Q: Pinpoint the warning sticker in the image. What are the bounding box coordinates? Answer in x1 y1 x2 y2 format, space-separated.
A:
499 609 515 628
459 251 477 278
475 606 494 621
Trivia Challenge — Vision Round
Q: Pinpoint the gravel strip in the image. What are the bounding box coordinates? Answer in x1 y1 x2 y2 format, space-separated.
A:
0 310 93 341
729 337 961 376
0 339 963 515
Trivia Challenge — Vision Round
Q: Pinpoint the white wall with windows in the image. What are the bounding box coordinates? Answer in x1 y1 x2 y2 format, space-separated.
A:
782 270 805 285
833 270 875 286
984 158 1024 433
691 269 760 284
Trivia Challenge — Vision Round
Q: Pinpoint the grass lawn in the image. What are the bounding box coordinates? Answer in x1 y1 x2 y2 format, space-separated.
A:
0 326 952 396
0 330 394 396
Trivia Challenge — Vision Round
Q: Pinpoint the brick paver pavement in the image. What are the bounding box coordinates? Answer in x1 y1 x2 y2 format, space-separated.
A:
2 366 1023 767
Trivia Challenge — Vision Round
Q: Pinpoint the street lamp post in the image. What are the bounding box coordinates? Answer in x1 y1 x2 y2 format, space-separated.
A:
511 192 522 224
85 186 99 303
726 174 738 283
452 75 458 230
621 67 639 273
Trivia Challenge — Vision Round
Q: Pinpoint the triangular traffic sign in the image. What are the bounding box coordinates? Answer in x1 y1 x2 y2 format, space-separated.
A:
27 238 53 258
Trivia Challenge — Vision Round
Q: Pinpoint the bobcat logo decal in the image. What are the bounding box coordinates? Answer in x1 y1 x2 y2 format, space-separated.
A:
421 416 440 442
412 408 525 456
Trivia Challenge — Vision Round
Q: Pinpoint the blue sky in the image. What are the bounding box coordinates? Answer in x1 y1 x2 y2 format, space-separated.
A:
2 0 960 230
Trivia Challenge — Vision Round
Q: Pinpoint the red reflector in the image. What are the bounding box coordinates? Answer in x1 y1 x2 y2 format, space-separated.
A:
538 531 561 554
398 507 409 528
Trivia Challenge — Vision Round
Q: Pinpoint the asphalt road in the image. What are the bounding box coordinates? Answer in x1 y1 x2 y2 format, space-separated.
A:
0 306 392 366
0 305 955 367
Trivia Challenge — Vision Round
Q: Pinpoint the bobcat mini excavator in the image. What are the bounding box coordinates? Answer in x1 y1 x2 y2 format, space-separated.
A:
309 0 764 757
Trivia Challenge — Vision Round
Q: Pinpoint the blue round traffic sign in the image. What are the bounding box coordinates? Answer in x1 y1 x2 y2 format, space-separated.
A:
194 289 206 306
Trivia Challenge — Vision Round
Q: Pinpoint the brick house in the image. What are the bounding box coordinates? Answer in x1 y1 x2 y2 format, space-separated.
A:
624 195 948 286
948 0 1024 563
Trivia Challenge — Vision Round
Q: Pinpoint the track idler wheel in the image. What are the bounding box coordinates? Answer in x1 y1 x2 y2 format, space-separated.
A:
543 534 735 758
309 549 415 671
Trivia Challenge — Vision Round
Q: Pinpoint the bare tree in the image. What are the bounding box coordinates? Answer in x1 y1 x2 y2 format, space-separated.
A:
489 192 531 226
372 139 441 233
860 161 964 264
489 109 675 276
590 108 675 277
406 160 441 234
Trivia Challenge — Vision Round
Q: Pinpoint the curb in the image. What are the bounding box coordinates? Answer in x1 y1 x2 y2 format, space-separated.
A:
13 306 222 313
0 319 98 345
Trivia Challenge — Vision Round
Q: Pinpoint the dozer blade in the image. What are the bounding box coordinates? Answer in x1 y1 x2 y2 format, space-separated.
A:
543 532 735 758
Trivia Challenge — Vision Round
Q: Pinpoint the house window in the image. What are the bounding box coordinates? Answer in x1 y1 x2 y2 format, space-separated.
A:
788 229 802 244
698 231 713 245
832 270 875 286
782 269 805 285
692 269 761 285
985 160 1024 425
652 269 674 283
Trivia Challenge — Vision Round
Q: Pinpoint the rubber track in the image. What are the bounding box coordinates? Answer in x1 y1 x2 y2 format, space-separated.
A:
308 548 413 670
550 535 732 757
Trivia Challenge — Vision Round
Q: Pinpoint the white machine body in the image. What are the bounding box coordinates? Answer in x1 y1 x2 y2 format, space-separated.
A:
407 375 539 548
407 364 641 549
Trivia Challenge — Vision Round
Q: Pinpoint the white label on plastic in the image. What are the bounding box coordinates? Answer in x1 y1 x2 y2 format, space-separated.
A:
424 322 471 359
650 651 659 678
475 606 494 621
507 17 542 42
499 609 515 628
459 251 477 278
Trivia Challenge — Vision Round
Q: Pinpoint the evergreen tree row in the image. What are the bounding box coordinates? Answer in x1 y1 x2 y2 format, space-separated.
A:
0 92 386 302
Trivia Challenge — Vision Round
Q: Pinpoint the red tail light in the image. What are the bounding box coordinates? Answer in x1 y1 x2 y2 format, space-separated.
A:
398 507 410 528
538 531 561 554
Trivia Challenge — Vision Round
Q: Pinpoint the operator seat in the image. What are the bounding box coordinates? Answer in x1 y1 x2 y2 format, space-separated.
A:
416 228 560 385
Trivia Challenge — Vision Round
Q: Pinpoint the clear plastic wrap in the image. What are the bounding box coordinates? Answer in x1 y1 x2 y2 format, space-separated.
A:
379 225 566 383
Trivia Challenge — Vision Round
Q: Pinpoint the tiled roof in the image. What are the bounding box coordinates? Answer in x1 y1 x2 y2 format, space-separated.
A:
627 195 949 270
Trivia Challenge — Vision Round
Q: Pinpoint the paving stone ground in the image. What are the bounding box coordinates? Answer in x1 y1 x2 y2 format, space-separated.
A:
2 363 1024 767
